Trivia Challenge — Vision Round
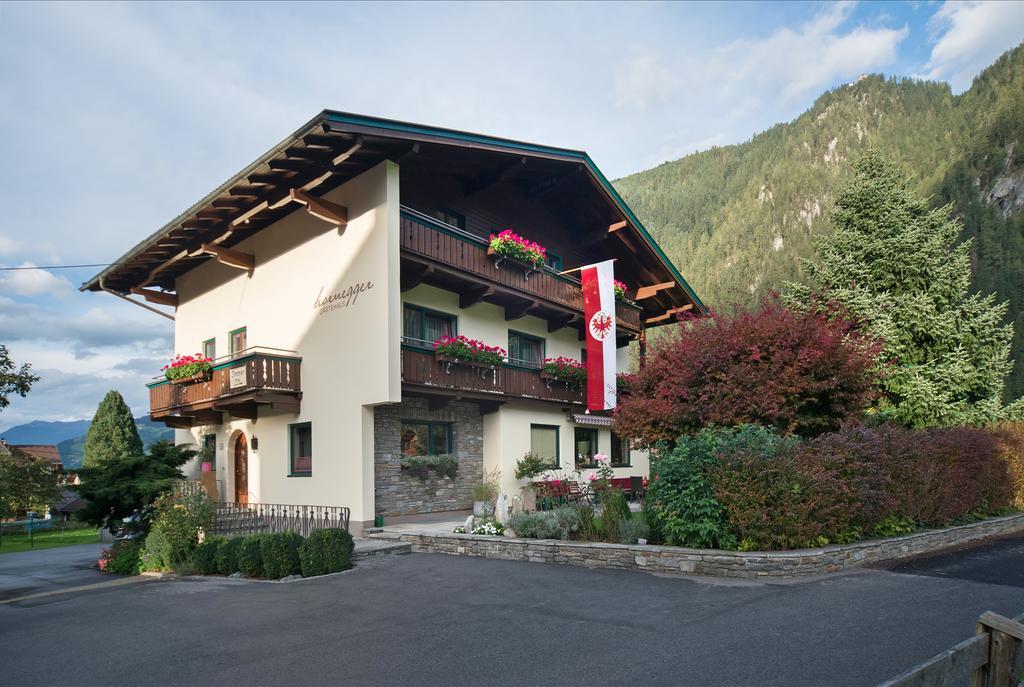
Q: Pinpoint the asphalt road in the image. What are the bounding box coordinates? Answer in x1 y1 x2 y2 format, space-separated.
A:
1 536 1022 686
0 543 106 600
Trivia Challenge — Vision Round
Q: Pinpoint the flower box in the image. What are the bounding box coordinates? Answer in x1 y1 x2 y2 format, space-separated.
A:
162 353 214 383
169 370 212 385
540 356 586 387
487 230 547 277
436 353 498 371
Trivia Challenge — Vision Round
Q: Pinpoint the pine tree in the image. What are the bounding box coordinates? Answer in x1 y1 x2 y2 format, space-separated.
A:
82 390 143 467
786 150 1023 427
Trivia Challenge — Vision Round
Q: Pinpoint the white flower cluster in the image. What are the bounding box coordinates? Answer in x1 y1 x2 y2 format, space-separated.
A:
471 521 501 536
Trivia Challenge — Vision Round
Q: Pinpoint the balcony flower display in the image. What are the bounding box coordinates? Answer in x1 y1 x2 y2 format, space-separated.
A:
162 353 213 383
433 335 506 367
487 229 547 270
540 356 586 385
613 279 629 301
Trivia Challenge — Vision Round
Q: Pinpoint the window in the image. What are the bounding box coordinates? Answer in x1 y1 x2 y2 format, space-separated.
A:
574 427 598 468
508 330 545 369
289 423 312 476
202 338 216 361
403 305 456 348
430 207 466 230
530 424 559 468
229 327 247 356
401 421 452 456
610 432 630 467
202 433 217 471
545 252 563 271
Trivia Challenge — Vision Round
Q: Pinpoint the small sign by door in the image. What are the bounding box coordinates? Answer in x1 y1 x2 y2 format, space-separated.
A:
229 366 248 389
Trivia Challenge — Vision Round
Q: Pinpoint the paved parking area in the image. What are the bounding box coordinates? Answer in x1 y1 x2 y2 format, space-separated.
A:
1 536 1021 686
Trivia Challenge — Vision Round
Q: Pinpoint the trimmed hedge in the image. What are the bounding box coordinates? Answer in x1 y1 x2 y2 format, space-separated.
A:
260 532 303 579
193 536 224 575
645 423 1024 551
215 537 242 575
299 528 354 577
237 534 266 577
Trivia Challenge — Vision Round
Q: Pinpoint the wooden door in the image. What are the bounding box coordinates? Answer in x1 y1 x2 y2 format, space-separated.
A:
234 434 248 504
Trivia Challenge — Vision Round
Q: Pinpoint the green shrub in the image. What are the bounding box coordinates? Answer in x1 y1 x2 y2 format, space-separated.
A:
299 528 354 577
515 452 550 480
101 538 144 575
616 513 651 545
143 491 214 570
237 534 266 577
598 489 630 542
192 536 224 575
507 507 584 540
260 532 303 579
215 537 241 574
645 427 773 549
140 528 174 572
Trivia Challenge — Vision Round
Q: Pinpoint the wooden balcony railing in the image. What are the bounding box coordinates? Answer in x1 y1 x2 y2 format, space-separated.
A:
401 346 584 406
400 208 642 333
149 348 301 426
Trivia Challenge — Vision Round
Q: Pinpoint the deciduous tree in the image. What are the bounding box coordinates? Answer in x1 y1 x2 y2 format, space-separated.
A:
614 296 879 446
0 345 38 413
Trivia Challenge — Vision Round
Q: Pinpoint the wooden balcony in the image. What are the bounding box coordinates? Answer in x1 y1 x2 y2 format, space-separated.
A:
401 346 583 407
149 349 302 427
399 208 642 338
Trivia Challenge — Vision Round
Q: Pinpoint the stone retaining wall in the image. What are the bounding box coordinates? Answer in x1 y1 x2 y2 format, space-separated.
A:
379 512 1024 578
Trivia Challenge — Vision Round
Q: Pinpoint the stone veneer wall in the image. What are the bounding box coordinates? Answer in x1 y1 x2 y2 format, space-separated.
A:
377 512 1024 578
374 397 483 517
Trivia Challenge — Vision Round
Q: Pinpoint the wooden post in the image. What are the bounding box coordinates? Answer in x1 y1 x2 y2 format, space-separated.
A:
972 612 1024 687
638 326 647 369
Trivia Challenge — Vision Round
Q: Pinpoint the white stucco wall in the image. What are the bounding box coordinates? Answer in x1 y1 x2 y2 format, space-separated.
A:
172 162 400 529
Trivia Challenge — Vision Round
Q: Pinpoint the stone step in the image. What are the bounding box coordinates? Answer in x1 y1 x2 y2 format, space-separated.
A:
352 539 411 560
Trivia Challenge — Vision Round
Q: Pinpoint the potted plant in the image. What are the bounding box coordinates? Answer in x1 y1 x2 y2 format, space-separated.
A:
540 356 586 386
433 335 506 370
433 455 459 479
515 452 550 511
163 353 213 384
487 229 546 275
471 468 501 516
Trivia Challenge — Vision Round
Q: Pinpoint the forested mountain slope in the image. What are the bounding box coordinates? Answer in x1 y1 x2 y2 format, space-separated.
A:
615 43 1024 397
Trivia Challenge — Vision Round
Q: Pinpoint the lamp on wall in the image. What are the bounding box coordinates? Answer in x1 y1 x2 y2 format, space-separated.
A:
251 436 258 451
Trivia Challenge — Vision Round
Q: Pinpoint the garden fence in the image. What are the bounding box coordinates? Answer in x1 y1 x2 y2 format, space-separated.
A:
880 610 1024 687
210 502 350 537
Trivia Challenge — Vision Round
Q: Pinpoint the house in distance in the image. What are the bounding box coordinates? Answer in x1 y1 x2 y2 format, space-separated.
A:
82 111 704 533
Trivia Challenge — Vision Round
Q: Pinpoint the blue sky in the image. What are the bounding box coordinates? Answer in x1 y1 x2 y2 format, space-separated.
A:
1 0 1022 432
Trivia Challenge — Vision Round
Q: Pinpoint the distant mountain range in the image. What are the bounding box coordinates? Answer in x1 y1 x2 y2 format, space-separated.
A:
1 417 173 469
615 43 1024 399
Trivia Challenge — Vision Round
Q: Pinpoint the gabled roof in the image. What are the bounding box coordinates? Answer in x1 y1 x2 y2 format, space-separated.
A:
8 444 62 466
82 111 705 319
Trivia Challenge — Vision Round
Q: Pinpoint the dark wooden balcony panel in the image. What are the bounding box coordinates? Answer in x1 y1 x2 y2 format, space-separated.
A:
399 212 642 333
401 347 583 406
149 351 301 425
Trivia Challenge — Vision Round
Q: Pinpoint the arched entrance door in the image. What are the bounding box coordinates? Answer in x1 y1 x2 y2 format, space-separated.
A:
233 433 248 504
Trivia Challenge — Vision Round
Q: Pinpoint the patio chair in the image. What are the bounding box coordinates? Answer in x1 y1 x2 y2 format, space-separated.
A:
630 476 645 503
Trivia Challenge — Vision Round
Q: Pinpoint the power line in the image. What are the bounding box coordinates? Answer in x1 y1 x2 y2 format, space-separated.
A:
0 263 110 271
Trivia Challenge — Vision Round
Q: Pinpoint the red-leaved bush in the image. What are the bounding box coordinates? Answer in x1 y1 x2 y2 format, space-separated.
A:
615 296 881 445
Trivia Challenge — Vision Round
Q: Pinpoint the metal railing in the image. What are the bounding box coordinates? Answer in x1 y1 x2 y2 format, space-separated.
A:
210 501 351 537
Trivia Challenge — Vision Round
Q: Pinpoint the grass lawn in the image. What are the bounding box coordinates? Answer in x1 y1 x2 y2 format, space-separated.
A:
0 527 101 554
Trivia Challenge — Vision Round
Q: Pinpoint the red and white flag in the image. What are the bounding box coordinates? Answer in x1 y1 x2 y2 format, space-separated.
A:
580 260 617 411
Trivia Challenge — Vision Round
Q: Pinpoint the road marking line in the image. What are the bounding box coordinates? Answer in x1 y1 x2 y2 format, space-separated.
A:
0 575 156 605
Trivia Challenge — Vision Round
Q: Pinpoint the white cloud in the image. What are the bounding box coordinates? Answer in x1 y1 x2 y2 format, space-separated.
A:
0 263 74 297
921 1 1024 92
0 232 18 255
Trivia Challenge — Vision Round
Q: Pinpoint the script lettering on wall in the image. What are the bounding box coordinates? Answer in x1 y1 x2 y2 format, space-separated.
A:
314 280 374 316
